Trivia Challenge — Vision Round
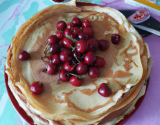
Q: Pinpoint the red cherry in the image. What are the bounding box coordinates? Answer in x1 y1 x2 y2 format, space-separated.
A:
98 39 109 51
98 83 112 97
49 43 60 54
51 54 60 64
111 34 121 44
62 38 73 49
63 62 75 72
57 21 66 31
70 76 82 87
59 69 70 82
84 51 96 65
86 38 99 52
56 31 64 40
78 32 89 40
72 17 82 27
72 27 82 36
72 59 77 65
64 28 72 36
60 49 72 62
75 40 87 53
67 23 74 29
83 27 94 38
88 67 99 78
95 56 105 68
71 34 77 39
18 51 30 61
52 0 64 2
76 62 88 75
30 81 43 94
82 20 91 28
47 35 58 45
46 63 57 75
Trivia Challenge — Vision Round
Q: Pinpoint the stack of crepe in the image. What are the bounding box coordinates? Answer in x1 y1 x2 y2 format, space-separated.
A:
5 4 152 125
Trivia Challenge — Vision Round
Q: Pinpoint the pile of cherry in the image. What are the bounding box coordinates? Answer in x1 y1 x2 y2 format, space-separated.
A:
18 17 120 97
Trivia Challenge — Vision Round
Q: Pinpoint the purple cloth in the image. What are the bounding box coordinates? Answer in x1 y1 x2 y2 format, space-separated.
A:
100 0 160 124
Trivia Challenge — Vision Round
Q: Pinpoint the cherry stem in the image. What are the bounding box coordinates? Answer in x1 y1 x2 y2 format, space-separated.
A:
39 82 42 86
42 44 51 57
41 57 52 63
81 54 85 59
66 35 77 43
71 63 78 70
64 14 67 21
69 44 76 51
74 55 80 63
68 73 82 79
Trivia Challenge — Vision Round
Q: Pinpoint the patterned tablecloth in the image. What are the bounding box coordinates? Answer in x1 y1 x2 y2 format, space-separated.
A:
0 0 160 125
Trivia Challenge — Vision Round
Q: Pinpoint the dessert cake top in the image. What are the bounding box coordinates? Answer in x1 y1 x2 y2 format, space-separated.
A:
6 4 149 124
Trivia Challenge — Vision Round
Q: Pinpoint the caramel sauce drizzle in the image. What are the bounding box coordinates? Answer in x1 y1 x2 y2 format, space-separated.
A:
53 85 116 113
80 83 98 96
120 40 138 72
80 88 97 96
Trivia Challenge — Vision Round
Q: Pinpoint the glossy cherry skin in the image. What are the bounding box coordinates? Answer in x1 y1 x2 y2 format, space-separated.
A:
72 59 77 65
76 40 87 53
64 28 72 36
52 0 64 2
60 49 72 62
30 81 43 94
62 38 73 49
57 21 66 31
70 34 77 39
47 35 58 45
63 62 75 72
18 51 30 61
83 27 94 38
67 23 74 29
98 39 109 51
72 17 82 27
51 54 60 64
95 56 105 68
59 69 70 82
78 32 89 40
49 43 60 54
84 51 96 65
86 38 99 52
88 67 99 78
69 76 82 87
111 34 121 44
56 31 64 40
72 27 82 36
82 20 91 28
76 62 88 75
46 63 57 75
98 83 112 97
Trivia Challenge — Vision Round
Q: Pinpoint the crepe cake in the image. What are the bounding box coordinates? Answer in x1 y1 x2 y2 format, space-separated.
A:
5 4 151 125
